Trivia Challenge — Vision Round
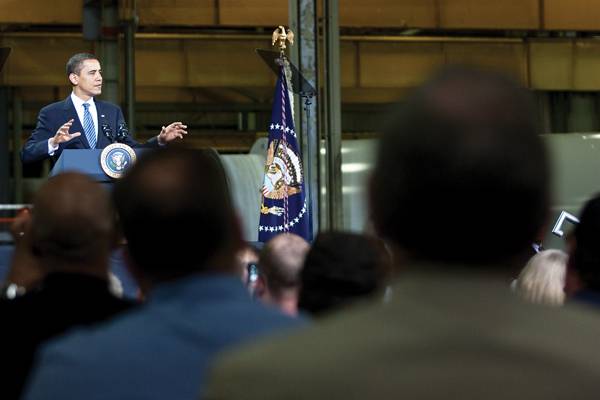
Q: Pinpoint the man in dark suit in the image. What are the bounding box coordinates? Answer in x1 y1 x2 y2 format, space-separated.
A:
21 52 187 164
0 172 135 399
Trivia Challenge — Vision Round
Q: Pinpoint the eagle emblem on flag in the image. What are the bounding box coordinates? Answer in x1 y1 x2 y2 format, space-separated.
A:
262 139 303 200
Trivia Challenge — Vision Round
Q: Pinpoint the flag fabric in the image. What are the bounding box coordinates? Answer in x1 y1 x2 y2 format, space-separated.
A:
258 65 312 243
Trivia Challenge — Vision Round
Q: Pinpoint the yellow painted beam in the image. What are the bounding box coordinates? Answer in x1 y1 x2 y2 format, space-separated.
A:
340 0 437 28
444 42 528 85
3 34 600 98
359 42 444 88
0 0 81 24
0 36 92 86
545 0 600 30
439 0 539 29
135 40 188 86
185 39 274 87
219 0 287 26
4 0 600 33
137 0 216 26
573 40 600 90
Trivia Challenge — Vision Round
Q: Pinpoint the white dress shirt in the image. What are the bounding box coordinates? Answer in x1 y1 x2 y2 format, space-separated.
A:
48 93 99 154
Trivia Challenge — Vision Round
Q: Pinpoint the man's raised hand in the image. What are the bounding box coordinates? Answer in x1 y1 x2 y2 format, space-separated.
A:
49 119 81 148
158 121 188 145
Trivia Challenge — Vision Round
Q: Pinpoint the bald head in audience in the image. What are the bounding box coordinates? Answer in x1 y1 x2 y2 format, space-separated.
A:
256 233 310 316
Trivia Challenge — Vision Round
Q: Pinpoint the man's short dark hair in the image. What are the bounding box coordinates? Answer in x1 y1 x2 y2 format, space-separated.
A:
299 231 388 315
66 53 97 77
370 66 550 266
112 147 240 281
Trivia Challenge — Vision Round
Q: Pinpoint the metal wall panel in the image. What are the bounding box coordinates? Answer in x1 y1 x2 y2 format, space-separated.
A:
529 40 572 90
359 42 444 88
135 40 188 86
444 42 528 85
185 40 274 87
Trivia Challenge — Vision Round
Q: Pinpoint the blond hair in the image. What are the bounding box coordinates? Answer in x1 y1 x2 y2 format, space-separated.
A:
516 249 567 306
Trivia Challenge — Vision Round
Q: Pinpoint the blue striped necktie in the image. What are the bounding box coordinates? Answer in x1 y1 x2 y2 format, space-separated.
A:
82 103 96 149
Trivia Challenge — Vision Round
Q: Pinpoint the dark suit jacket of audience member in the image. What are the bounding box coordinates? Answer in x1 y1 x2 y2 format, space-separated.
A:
0 272 135 399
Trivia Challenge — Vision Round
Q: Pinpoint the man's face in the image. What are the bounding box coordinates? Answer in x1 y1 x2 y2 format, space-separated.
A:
70 58 102 100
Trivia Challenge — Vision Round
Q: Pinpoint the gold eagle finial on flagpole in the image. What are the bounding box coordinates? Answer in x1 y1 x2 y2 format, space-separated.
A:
272 26 294 57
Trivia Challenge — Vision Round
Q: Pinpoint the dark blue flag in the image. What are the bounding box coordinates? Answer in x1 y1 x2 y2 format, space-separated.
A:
258 65 312 242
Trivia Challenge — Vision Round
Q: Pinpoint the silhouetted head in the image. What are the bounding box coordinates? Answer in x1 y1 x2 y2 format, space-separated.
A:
113 148 242 283
30 172 115 274
370 66 550 267
299 231 389 316
570 194 600 291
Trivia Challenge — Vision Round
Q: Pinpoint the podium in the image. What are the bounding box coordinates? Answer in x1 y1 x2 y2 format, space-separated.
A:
50 149 144 182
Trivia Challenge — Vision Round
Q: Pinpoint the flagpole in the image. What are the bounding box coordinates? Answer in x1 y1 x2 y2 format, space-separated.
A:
272 25 316 233
273 26 292 234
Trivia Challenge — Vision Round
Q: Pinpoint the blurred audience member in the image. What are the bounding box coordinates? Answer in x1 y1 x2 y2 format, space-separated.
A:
24 148 304 400
0 173 134 399
566 194 600 306
515 249 567 306
299 231 389 316
206 67 600 399
1 208 43 299
255 233 309 316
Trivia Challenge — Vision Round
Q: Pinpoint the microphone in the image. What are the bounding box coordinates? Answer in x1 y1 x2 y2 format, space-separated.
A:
101 124 115 143
117 122 129 143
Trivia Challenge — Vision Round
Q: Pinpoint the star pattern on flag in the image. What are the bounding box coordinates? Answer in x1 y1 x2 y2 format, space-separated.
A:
259 200 308 233
269 121 297 137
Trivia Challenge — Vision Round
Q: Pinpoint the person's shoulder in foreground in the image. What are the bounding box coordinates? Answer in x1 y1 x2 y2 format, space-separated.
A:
206 274 600 399
23 274 305 400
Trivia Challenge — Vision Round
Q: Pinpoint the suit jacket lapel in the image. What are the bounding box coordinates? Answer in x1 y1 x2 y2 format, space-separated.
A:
95 101 110 149
62 96 89 148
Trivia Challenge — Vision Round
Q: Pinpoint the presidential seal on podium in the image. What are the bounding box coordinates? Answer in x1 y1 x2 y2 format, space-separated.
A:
100 143 137 179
